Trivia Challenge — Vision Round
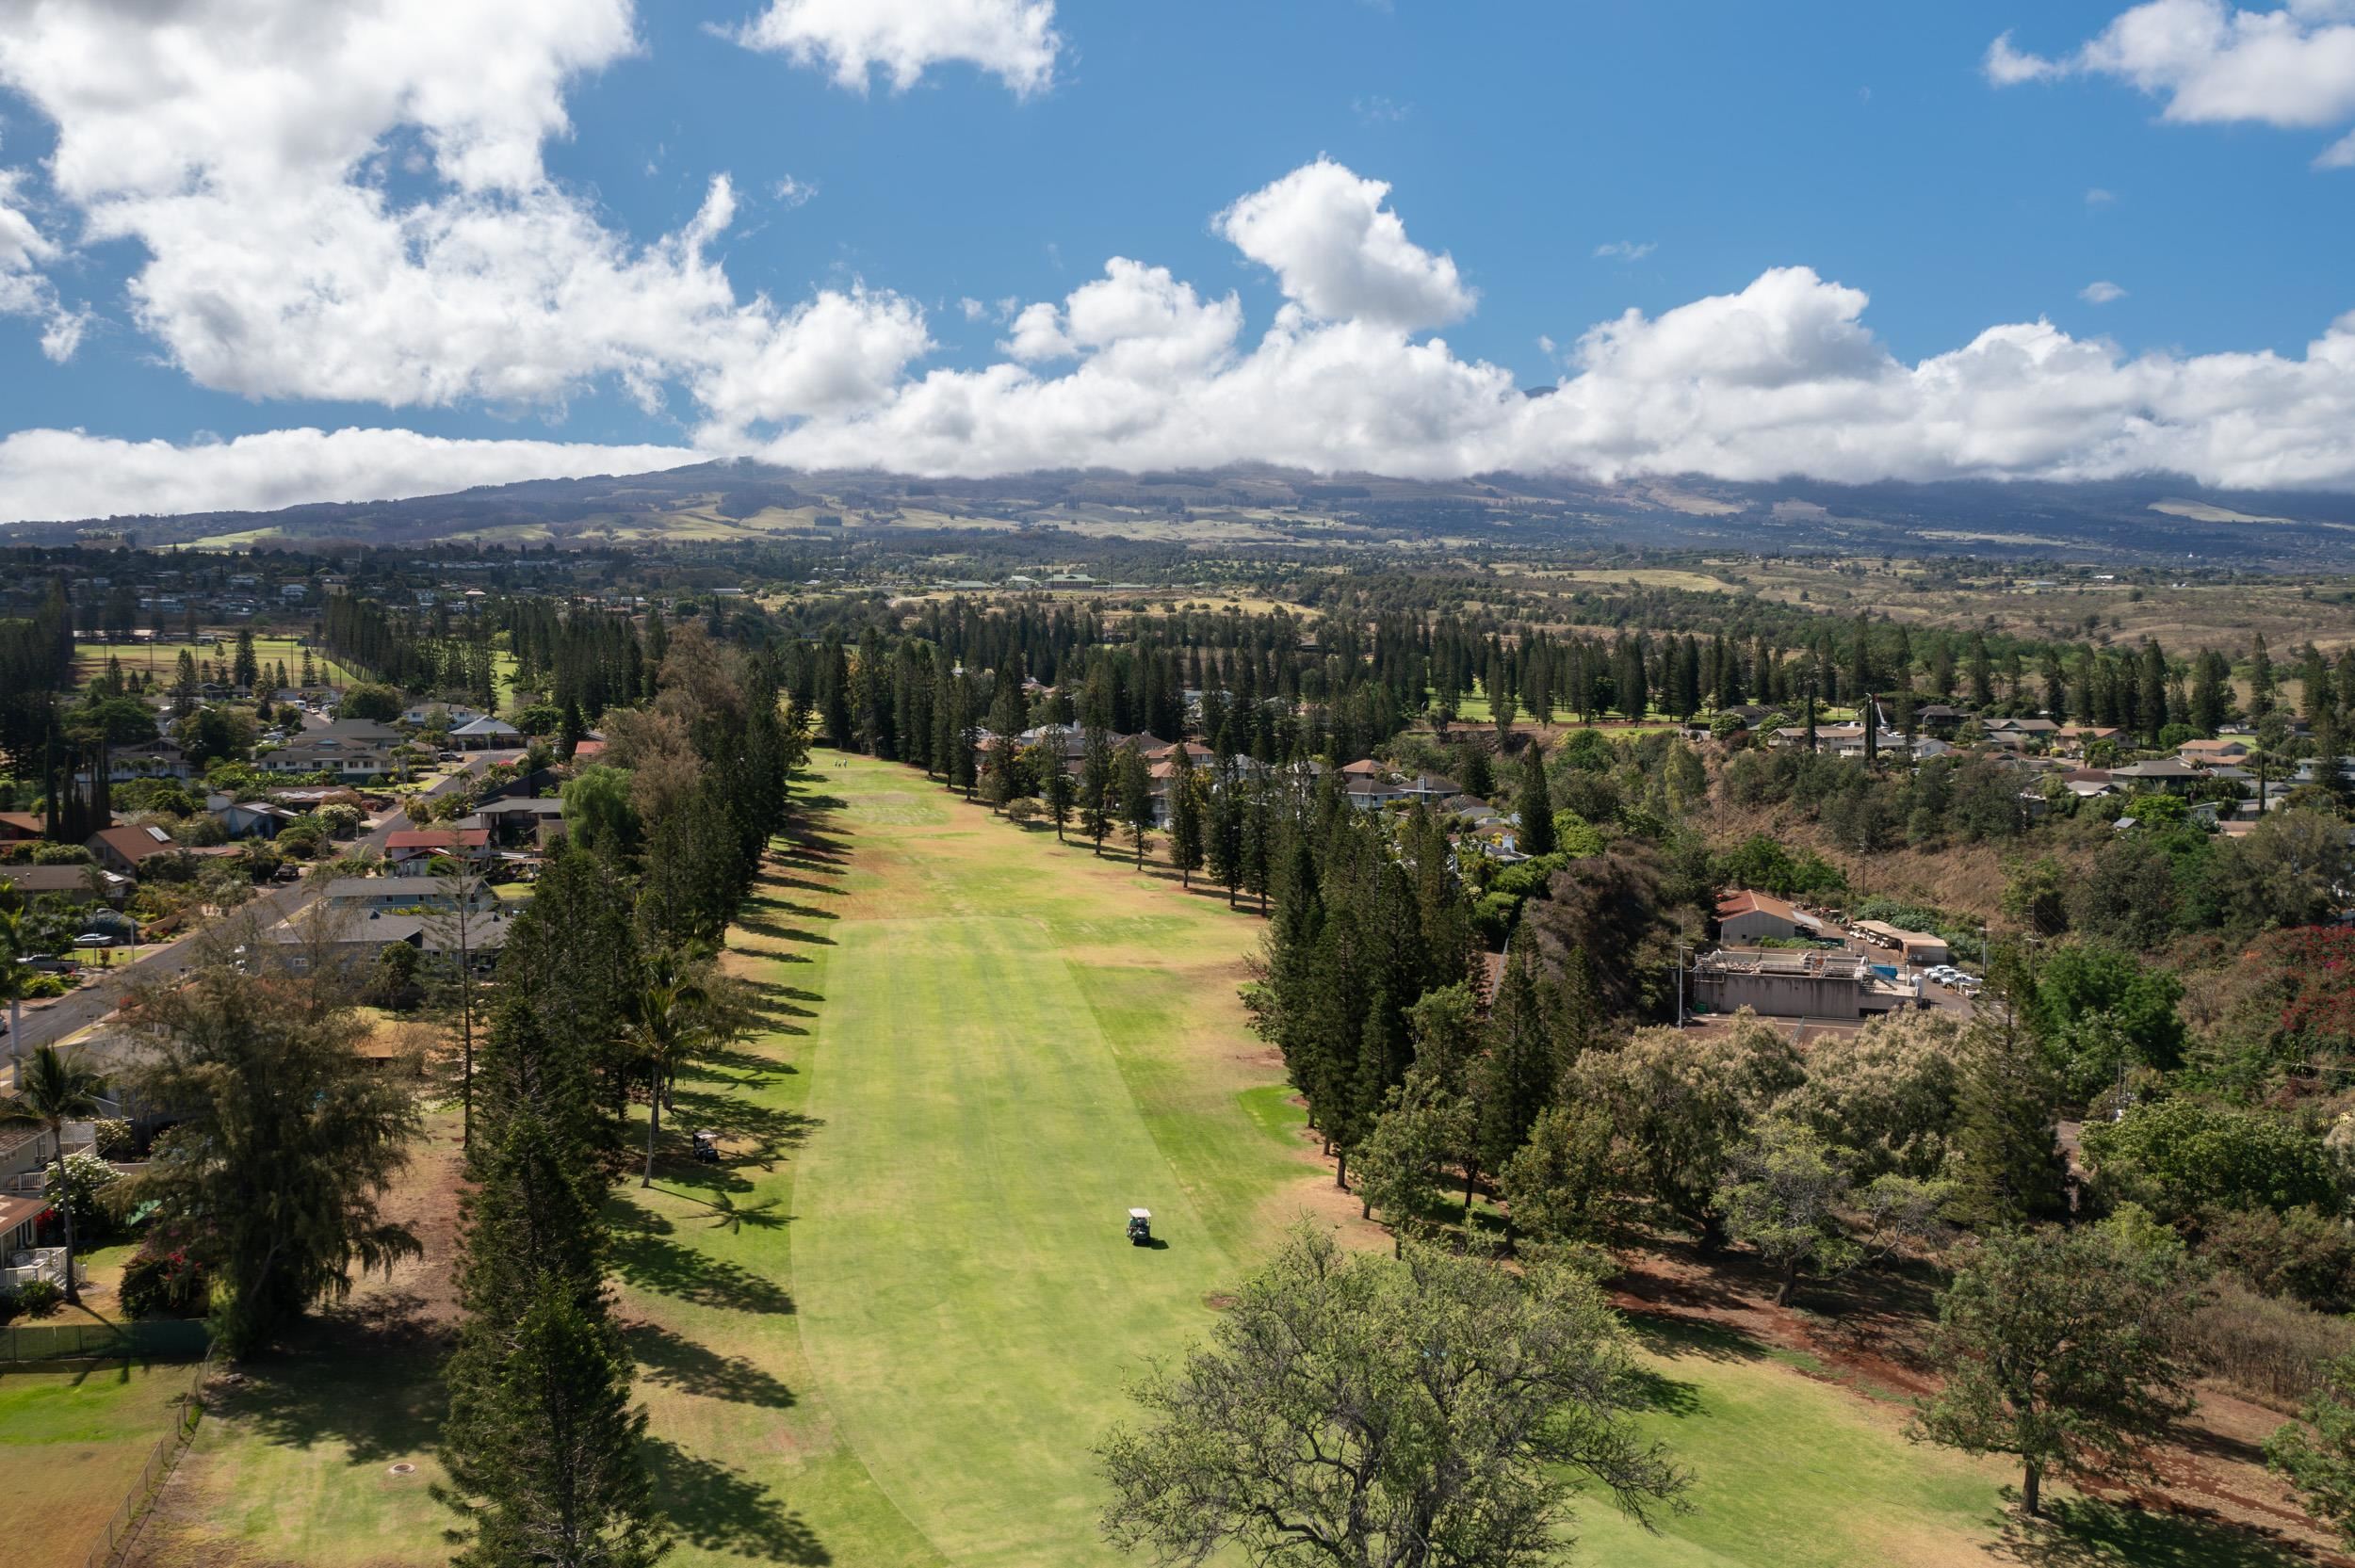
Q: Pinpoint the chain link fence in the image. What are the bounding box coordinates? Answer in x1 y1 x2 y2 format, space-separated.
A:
0 1319 208 1363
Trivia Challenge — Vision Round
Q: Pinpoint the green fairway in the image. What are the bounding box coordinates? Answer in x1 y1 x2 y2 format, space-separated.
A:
0 1360 194 1565
779 761 1310 1566
73 637 366 690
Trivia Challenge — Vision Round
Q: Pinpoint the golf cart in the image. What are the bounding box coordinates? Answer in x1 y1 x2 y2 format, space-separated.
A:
1127 1208 1153 1246
691 1129 722 1165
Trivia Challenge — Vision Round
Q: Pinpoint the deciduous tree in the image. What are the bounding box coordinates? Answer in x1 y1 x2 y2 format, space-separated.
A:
1097 1226 1686 1566
1909 1220 2201 1517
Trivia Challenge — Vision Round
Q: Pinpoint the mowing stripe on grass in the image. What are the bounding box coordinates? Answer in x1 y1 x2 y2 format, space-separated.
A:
789 758 1301 1568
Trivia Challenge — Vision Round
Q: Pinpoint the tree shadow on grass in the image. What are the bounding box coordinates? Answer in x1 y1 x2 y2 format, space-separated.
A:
624 1322 796 1408
1981 1495 2312 1568
733 982 818 1020
734 913 836 946
766 876 844 897
696 1041 800 1074
1621 1363 1705 1419
610 1222 796 1316
213 1293 447 1465
646 1437 830 1563
1623 1312 1771 1366
666 1087 820 1156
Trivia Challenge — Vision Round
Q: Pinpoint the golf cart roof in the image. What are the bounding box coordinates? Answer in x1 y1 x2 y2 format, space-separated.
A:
1128 1208 1152 1220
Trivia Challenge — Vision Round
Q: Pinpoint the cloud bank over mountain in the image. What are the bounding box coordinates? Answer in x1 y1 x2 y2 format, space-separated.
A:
1 0 2353 521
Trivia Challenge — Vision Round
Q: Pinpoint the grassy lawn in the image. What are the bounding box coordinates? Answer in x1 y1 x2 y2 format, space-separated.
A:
0 1359 196 1564
1565 1319 2292 1568
1439 687 1684 735
73 637 366 690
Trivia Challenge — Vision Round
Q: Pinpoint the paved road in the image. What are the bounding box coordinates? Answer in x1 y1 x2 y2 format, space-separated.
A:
0 749 519 1081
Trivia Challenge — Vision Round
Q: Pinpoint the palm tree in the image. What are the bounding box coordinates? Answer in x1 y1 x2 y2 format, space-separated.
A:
0 904 30 1075
625 952 710 1188
0 1045 108 1304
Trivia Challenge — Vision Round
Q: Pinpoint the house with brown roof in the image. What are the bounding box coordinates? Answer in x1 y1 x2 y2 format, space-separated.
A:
0 864 133 904
1714 890 1828 945
384 828 494 875
87 824 181 875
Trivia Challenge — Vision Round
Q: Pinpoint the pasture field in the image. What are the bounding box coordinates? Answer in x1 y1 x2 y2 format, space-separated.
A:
0 1360 197 1566
128 753 2307 1567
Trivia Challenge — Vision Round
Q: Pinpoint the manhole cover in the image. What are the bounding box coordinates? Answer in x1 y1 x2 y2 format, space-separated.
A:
387 1463 417 1476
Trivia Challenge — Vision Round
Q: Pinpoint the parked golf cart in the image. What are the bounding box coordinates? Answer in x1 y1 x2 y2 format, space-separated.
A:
1127 1207 1152 1245
691 1129 722 1164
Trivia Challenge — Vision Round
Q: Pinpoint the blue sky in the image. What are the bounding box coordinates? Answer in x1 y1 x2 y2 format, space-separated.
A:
0 0 2352 519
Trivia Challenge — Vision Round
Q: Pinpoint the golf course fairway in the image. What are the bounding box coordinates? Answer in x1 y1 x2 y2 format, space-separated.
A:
778 756 1310 1566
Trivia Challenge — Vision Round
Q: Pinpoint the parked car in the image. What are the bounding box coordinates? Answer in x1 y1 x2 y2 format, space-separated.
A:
73 932 120 948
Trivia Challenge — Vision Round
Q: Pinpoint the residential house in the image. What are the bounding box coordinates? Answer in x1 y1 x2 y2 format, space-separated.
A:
268 906 518 978
1914 703 1966 736
2055 724 2124 756
0 864 134 904
93 738 192 782
321 874 504 913
466 797 569 847
258 718 401 781
0 812 43 842
2109 757 2202 794
210 796 298 839
402 703 485 728
87 824 181 875
384 828 494 875
1985 718 2061 746
2179 738 2251 767
450 716 525 750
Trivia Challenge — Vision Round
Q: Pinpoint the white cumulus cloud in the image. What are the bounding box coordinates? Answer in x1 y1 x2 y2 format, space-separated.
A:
733 0 1062 95
1988 3 2355 166
1214 159 1474 331
0 167 89 361
0 0 929 426
2081 280 2129 302
0 427 695 525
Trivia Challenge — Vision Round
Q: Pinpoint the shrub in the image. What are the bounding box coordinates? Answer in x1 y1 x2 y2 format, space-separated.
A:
49 1150 119 1238
2188 1278 2355 1407
2198 1205 2355 1312
117 1248 210 1319
13 1276 62 1317
2082 1098 2336 1220
0 1288 16 1324
92 1117 133 1158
